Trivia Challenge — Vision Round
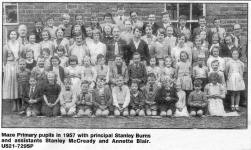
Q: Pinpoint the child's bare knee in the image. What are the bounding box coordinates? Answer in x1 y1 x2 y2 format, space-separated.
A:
130 110 136 116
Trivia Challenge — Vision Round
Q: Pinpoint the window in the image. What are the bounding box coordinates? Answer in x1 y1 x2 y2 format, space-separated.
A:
3 3 19 25
165 3 206 31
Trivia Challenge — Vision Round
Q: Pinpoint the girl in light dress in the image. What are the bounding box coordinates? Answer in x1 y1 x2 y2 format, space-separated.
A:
162 56 176 82
204 72 239 116
3 50 19 111
65 55 82 95
174 81 189 117
225 50 245 111
95 54 110 83
176 51 193 96
55 45 69 68
80 56 97 89
146 57 160 81
50 56 65 88
88 29 107 65
53 28 70 55
40 30 55 56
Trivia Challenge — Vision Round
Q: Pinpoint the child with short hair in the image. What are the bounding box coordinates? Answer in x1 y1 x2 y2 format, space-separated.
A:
40 30 54 56
76 80 93 117
174 81 189 117
24 76 43 117
41 71 61 117
80 56 97 89
31 56 47 85
41 48 52 71
226 50 245 111
143 73 159 116
176 51 193 96
65 55 82 95
44 16 57 40
208 60 226 87
146 57 160 81
128 52 147 87
187 79 207 117
58 13 73 39
112 76 130 116
32 18 43 43
25 33 41 60
95 54 110 83
25 50 37 71
162 56 176 81
209 33 221 53
192 54 208 89
55 45 69 68
50 56 65 87
207 45 225 72
204 72 239 116
93 77 113 116
129 80 145 116
59 78 77 116
200 30 209 49
156 77 178 117
17 58 31 114
109 55 129 85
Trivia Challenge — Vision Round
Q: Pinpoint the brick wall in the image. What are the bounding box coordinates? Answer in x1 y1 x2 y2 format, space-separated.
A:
3 2 248 44
206 3 248 34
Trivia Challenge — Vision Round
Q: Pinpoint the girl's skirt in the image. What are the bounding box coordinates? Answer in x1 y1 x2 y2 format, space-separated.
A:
178 76 193 91
227 72 245 91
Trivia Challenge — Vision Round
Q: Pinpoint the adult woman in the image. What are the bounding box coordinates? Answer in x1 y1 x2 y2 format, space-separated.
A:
53 28 70 55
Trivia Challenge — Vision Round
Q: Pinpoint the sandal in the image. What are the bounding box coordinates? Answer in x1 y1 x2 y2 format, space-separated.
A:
231 106 235 111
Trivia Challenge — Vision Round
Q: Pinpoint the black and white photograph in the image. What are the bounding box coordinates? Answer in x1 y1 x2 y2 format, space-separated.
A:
1 2 248 129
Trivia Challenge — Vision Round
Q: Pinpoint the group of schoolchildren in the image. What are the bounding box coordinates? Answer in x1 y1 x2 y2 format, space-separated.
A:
2 8 247 118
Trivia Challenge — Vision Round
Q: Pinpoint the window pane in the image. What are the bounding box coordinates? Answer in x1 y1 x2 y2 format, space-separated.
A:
179 3 190 19
192 3 203 20
166 3 177 20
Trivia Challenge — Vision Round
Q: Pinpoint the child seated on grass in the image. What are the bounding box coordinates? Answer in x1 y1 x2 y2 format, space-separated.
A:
112 76 130 116
93 77 113 117
142 73 159 116
129 80 145 116
24 76 43 117
187 79 208 117
59 78 77 117
76 80 93 117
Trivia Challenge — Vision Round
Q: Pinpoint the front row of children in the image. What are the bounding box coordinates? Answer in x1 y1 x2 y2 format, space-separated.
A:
23 68 239 118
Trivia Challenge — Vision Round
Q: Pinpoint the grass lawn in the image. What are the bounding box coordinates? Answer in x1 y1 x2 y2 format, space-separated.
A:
1 103 247 129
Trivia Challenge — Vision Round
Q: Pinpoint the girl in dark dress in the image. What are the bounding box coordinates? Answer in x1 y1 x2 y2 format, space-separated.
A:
41 71 61 117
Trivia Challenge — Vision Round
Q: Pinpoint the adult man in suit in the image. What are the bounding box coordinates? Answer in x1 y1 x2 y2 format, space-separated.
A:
106 26 130 65
192 16 212 44
142 14 159 35
130 11 143 30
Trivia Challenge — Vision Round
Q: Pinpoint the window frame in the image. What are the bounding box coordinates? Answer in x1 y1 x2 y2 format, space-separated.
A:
164 3 206 29
3 3 19 26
